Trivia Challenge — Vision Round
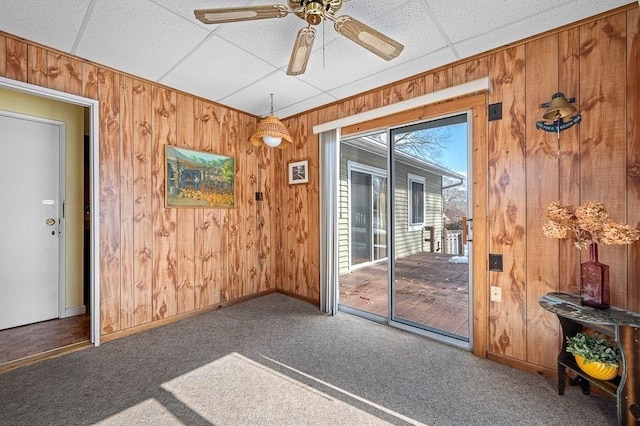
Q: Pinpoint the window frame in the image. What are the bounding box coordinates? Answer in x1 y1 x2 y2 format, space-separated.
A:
407 173 426 232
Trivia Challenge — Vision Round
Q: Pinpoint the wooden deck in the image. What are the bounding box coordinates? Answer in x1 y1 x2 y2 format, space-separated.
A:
339 252 469 338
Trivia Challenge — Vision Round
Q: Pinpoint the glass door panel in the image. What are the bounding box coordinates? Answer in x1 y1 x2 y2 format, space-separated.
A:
391 113 471 341
338 134 389 320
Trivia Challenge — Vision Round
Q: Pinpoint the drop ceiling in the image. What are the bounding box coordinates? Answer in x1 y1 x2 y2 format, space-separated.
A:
0 0 632 118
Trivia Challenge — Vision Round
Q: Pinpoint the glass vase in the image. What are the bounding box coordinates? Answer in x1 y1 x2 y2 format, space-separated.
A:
580 243 610 309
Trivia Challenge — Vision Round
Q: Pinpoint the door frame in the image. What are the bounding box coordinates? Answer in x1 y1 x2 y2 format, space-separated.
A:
0 110 67 322
346 160 388 271
0 77 101 346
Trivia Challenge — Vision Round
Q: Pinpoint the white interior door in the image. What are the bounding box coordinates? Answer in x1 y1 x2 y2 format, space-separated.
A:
0 112 62 330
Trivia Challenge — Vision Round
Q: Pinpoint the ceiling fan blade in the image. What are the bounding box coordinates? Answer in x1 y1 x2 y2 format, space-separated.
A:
287 27 316 76
333 15 404 60
195 5 290 25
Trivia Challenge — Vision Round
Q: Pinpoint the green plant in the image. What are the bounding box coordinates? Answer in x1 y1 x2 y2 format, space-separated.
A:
565 332 621 366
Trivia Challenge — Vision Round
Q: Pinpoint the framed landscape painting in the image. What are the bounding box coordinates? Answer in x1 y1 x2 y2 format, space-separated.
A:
165 146 235 208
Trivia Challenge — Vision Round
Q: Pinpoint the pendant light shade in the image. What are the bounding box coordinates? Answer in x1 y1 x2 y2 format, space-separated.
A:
249 94 293 149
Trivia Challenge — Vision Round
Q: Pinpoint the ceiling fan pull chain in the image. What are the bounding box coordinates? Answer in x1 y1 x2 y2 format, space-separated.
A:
323 19 326 69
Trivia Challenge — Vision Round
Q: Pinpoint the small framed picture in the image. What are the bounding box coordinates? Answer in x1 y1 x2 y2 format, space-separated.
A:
288 159 309 185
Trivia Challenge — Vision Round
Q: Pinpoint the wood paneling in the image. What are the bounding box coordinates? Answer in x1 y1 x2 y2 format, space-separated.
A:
82 63 98 100
120 76 135 329
97 68 121 334
524 35 561 369
579 14 628 308
27 45 47 87
557 27 581 296
194 100 215 307
0 35 6 76
5 38 26 82
628 8 640 313
487 45 528 360
47 52 83 96
382 76 428 106
132 79 153 326
151 86 177 320
175 94 196 315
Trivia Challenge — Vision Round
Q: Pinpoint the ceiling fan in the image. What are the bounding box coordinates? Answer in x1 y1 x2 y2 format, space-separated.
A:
194 0 404 76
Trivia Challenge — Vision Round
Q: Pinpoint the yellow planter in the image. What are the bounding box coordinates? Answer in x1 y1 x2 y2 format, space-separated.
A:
574 354 619 381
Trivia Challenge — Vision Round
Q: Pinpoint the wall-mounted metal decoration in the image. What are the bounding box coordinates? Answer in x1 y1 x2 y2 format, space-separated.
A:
536 92 581 136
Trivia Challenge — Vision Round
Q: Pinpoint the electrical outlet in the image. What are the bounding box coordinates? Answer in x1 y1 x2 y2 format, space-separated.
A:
490 286 502 302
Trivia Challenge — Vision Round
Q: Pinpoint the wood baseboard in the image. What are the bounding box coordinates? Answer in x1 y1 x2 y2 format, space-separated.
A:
100 290 280 344
487 351 556 379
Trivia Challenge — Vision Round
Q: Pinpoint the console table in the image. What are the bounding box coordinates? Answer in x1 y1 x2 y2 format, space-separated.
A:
539 292 640 425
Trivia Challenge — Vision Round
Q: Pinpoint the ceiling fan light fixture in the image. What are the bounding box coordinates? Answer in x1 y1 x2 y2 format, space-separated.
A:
287 27 316 75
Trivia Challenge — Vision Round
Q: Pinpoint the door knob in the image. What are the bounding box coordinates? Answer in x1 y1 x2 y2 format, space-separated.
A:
45 218 56 226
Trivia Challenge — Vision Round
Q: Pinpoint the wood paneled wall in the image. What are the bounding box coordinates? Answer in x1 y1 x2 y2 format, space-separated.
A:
0 32 276 337
1 4 638 374
280 5 640 372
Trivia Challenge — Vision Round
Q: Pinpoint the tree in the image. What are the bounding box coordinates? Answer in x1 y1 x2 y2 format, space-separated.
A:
393 128 451 162
443 182 467 228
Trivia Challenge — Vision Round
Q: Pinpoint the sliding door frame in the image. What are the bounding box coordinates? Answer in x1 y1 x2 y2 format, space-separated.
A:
318 80 489 357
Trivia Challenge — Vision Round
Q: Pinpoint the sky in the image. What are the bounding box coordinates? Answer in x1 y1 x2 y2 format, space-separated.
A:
438 122 468 174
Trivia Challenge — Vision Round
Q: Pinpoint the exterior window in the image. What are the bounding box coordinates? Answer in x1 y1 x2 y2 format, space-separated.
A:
408 174 425 231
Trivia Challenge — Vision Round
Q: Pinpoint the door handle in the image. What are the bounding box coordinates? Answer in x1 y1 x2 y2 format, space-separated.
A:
461 217 467 243
45 218 56 226
463 217 473 243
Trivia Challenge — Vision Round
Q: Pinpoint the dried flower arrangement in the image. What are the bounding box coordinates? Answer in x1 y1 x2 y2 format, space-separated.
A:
542 201 640 249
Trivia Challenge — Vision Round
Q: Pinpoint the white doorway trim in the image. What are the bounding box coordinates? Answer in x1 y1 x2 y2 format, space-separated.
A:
0 77 101 346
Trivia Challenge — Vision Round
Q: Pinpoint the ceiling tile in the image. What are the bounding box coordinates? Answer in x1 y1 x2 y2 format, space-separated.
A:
215 17 303 69
453 0 632 59
75 0 208 81
0 0 90 51
426 0 575 44
327 48 458 101
276 93 338 119
220 70 323 116
160 34 278 102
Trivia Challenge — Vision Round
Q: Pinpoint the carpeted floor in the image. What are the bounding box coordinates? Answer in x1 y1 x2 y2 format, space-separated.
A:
0 293 616 425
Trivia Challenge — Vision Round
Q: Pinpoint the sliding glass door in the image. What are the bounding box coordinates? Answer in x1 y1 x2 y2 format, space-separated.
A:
337 112 472 347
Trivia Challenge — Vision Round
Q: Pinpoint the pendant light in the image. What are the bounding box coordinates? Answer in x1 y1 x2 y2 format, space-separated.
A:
249 94 293 149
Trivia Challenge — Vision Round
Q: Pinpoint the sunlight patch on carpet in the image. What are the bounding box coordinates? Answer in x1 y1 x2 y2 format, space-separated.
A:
94 398 184 425
161 352 394 425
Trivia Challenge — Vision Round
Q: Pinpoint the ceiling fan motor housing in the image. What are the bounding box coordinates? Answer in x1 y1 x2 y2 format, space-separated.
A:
289 0 343 25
